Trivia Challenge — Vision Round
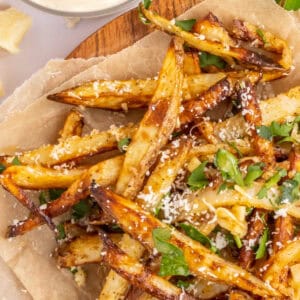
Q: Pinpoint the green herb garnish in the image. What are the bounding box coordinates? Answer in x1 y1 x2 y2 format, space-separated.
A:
215 149 244 186
279 0 300 10
72 199 92 220
257 169 287 199
187 161 209 190
176 280 191 289
39 191 48 205
199 52 227 69
143 0 152 9
49 188 65 201
153 228 190 277
56 223 66 240
118 138 131 153
233 235 243 249
179 223 217 253
277 173 300 204
256 28 267 44
175 19 196 31
0 163 6 174
12 157 21 166
255 228 269 259
244 162 265 186
257 121 294 141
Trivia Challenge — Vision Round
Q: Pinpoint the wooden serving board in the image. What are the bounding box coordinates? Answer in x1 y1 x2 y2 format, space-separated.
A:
68 0 201 59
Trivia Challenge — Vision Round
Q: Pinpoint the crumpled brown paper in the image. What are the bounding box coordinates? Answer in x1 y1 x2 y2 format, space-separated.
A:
0 0 300 299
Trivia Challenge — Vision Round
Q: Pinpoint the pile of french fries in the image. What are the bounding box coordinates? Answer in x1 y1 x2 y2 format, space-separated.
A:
2 1 300 299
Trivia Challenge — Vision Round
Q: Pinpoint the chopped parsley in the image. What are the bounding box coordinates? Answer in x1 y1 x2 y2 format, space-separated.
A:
255 227 269 259
153 228 190 277
256 28 267 44
215 149 244 186
277 173 300 204
278 0 300 10
72 199 92 220
12 157 21 166
143 0 152 9
56 223 66 240
187 161 209 190
179 223 217 253
49 188 65 201
244 162 265 186
175 19 196 31
39 191 48 206
176 280 191 289
199 52 227 69
118 138 131 153
0 163 6 174
257 169 287 199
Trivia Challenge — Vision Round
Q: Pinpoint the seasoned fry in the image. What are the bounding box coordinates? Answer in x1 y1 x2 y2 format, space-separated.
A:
237 81 275 165
48 73 225 110
57 234 120 267
232 19 292 70
183 52 201 75
59 109 84 141
99 231 195 300
1 176 57 234
140 4 282 70
0 124 135 167
239 209 267 270
92 186 281 297
263 239 300 296
290 264 300 300
2 165 87 189
180 77 234 125
116 38 184 199
228 290 253 300
7 156 123 237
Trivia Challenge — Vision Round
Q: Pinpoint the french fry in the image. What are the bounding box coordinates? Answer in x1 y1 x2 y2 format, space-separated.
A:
91 186 281 297
6 155 123 237
0 124 135 167
263 239 300 296
2 165 87 189
57 234 121 267
115 38 184 199
232 19 292 70
237 81 275 165
48 73 225 110
290 264 300 300
99 231 195 300
183 52 201 75
140 4 282 70
228 290 253 300
216 207 248 238
58 109 84 141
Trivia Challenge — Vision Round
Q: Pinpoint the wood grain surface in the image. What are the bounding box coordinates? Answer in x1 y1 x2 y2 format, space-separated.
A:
68 0 201 59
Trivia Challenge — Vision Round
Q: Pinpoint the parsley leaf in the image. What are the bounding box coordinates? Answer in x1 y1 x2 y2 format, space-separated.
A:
199 52 226 69
255 228 269 259
179 223 217 253
257 121 294 141
118 138 131 153
176 280 190 289
256 28 267 44
283 0 300 10
56 223 66 240
257 169 287 199
72 199 92 220
277 173 300 204
153 228 190 277
39 191 48 205
143 0 152 9
187 161 209 190
0 163 6 174
233 235 243 249
215 149 244 186
49 188 65 201
244 162 265 186
175 19 196 31
12 157 21 166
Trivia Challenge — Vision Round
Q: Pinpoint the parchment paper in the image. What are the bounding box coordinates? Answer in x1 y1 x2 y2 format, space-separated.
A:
0 1 300 299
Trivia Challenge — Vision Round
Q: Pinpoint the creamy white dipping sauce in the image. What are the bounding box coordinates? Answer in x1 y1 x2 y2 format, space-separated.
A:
30 0 129 12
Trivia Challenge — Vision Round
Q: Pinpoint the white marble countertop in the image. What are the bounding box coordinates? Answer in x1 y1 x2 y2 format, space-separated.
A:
0 0 138 102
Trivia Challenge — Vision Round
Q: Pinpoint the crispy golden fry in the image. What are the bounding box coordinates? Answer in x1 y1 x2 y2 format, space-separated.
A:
232 19 292 70
273 215 294 254
91 186 281 297
116 38 184 199
2 165 87 189
213 86 300 143
1 176 57 234
140 4 281 70
99 231 195 300
57 234 120 267
137 138 191 213
59 109 84 141
237 81 275 165
180 77 234 125
228 290 253 300
290 264 300 300
239 209 267 270
0 124 135 167
7 156 123 237
48 73 225 110
263 239 300 296
193 13 236 48
216 207 248 238
183 52 201 75
289 145 300 174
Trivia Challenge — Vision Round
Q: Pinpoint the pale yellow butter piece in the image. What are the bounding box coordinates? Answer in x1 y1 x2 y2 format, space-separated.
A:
0 7 32 54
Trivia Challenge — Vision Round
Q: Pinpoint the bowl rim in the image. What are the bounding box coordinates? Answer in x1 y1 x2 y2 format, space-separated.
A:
21 0 139 17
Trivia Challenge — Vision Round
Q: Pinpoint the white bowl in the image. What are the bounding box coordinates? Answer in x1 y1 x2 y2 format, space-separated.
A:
21 0 139 17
